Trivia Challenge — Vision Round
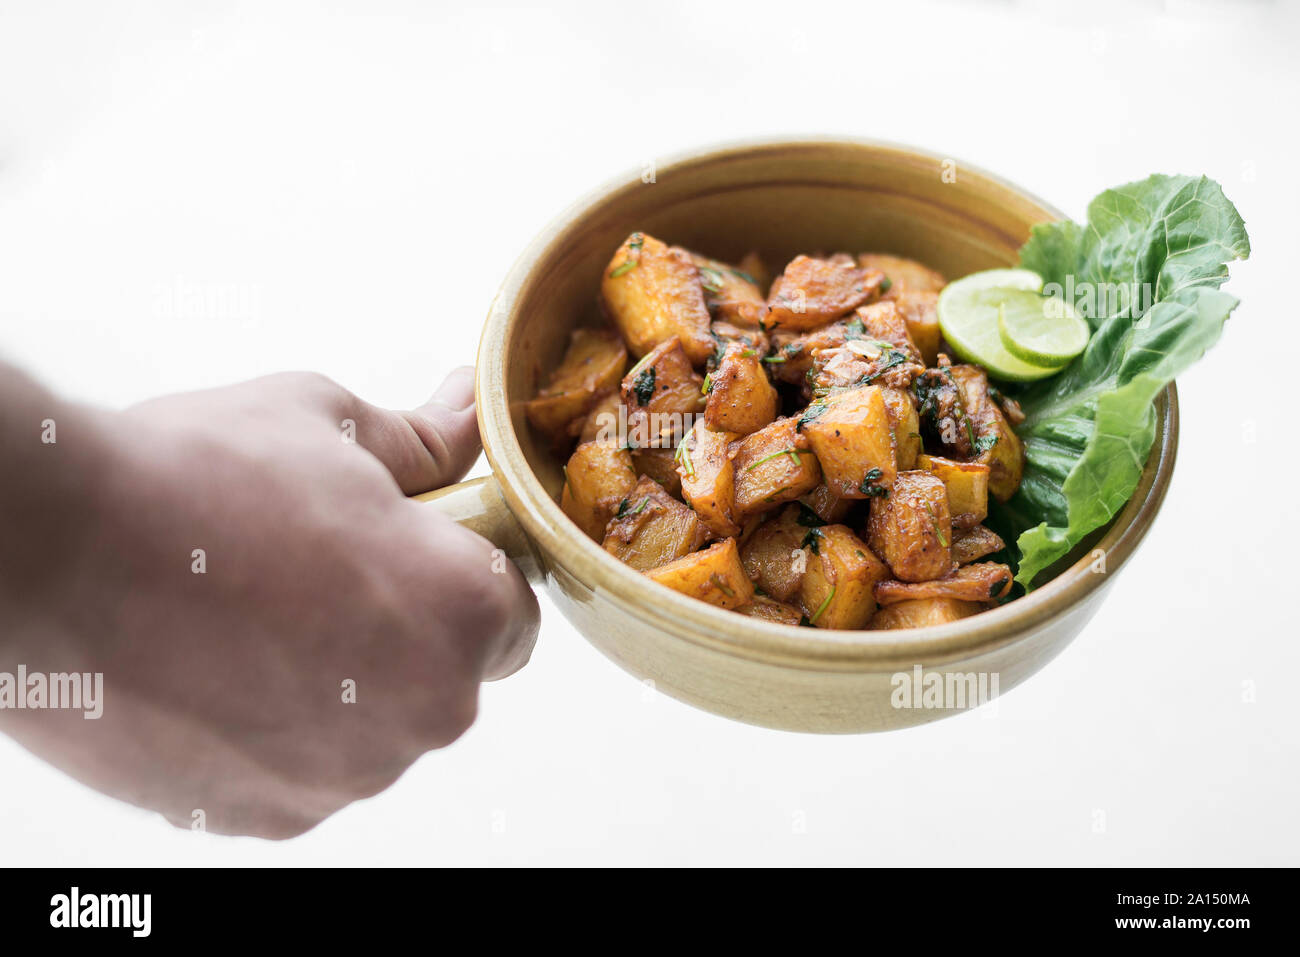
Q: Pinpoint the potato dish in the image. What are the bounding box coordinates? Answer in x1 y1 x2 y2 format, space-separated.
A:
526 233 1027 630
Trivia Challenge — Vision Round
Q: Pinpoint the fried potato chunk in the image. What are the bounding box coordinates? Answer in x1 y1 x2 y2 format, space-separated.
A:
880 386 921 471
767 319 855 385
870 598 985 630
602 232 715 366
736 251 770 294
732 417 822 518
676 418 741 538
686 251 770 328
525 328 627 441
573 390 623 445
766 255 883 331
948 364 1025 503
799 524 890 630
620 337 705 448
799 385 897 499
602 476 708 570
710 320 769 359
560 440 638 541
856 253 946 299
866 470 954 582
895 289 941 366
797 484 852 524
917 453 990 530
705 341 779 435
645 537 753 610
738 595 804 626
950 525 1005 565
875 562 1014 605
631 446 681 497
739 505 812 603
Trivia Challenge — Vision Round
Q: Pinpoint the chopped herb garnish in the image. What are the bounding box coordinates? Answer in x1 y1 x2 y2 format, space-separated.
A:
808 587 836 624
973 433 999 454
698 266 725 293
923 502 950 547
745 448 801 471
879 275 892 294
740 348 757 358
859 468 889 498
608 234 644 277
858 350 910 384
762 354 787 364
701 373 713 395
614 496 631 518
794 502 826 527
796 402 827 432
632 367 656 405
673 440 696 478
844 317 865 339
628 496 651 517
708 573 736 598
801 527 823 554
730 267 757 285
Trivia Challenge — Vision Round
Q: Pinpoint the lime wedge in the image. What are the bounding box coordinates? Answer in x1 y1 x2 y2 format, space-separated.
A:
997 290 1089 365
937 269 1069 381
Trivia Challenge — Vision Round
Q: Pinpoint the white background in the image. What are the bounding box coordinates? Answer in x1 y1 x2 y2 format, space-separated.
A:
1 0 1295 866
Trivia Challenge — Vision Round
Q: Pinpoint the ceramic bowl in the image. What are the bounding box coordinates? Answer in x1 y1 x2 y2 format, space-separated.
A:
418 138 1177 733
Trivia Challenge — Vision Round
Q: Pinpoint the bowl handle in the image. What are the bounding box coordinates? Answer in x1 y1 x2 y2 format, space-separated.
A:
411 476 545 586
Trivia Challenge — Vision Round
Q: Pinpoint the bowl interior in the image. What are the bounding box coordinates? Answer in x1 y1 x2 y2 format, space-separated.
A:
503 139 1062 499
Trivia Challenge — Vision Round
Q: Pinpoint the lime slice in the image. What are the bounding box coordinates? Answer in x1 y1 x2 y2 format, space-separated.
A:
946 267 1045 295
937 269 1069 381
997 290 1089 365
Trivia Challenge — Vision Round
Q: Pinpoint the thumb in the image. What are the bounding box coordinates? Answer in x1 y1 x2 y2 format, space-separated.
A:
341 366 481 495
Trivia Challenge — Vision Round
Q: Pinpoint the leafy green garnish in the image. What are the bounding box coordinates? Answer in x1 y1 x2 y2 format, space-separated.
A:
632 367 656 405
794 502 826 527
859 468 889 498
997 174 1250 588
801 527 823 554
879 276 892 294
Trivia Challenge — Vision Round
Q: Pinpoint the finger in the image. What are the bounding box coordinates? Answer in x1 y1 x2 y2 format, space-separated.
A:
326 367 481 495
407 503 540 682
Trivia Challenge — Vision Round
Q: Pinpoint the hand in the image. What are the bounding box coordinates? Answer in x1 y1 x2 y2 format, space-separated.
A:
0 367 538 838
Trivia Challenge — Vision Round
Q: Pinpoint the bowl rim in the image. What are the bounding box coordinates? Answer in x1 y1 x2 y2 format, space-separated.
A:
474 135 1179 672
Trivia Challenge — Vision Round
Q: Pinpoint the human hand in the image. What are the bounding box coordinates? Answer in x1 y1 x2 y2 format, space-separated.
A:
0 366 538 838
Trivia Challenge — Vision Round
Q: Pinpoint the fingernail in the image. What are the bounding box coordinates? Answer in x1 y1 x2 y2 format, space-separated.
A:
428 366 476 411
